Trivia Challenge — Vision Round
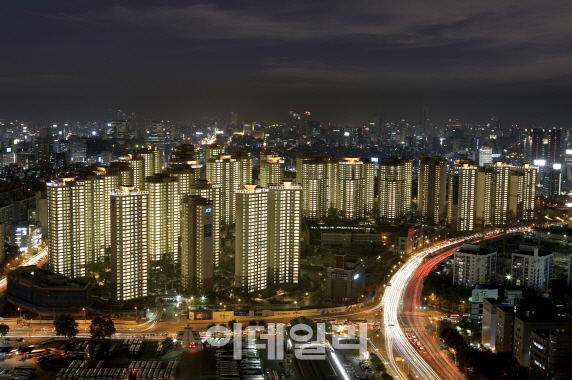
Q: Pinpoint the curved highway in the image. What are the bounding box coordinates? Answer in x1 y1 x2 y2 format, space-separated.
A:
381 228 529 380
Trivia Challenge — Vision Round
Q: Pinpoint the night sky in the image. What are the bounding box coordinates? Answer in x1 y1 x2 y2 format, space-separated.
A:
3 0 572 126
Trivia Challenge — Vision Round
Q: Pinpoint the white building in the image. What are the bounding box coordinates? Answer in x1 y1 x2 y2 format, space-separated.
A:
235 185 269 292
453 243 497 287
511 245 554 291
268 182 301 285
448 160 478 232
110 186 148 301
47 178 87 278
260 156 284 188
478 147 493 166
188 179 222 265
378 157 412 222
146 174 180 265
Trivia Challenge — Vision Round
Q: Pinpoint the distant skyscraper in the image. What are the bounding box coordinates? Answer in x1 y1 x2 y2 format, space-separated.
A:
268 182 301 285
146 121 165 148
110 186 148 301
524 128 561 164
243 121 253 136
181 195 214 292
235 185 269 293
448 160 478 232
418 156 447 225
378 158 412 222
260 156 284 188
68 135 86 164
146 174 180 266
189 180 222 265
478 147 493 166
47 178 86 278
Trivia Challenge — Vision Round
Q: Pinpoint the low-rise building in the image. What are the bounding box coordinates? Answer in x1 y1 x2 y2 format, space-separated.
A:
7 265 89 317
530 330 572 380
495 305 515 353
511 245 554 291
326 254 365 301
453 243 497 287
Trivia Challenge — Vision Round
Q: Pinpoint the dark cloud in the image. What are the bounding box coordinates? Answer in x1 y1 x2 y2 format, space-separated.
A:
1 0 572 125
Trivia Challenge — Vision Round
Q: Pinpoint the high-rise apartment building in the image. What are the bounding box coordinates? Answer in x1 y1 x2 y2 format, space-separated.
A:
453 243 497 287
268 182 301 285
327 158 339 210
476 162 513 227
260 156 284 188
146 174 180 266
181 195 214 292
448 160 478 232
76 172 105 264
418 156 447 225
146 121 165 148
298 156 328 219
166 162 201 196
511 245 554 291
47 178 86 278
523 128 561 164
378 157 412 222
189 179 222 265
110 186 148 301
132 145 163 182
121 154 145 189
206 155 238 224
511 164 537 221
235 185 268 293
205 144 224 161
96 166 122 249
337 158 365 220
206 149 252 224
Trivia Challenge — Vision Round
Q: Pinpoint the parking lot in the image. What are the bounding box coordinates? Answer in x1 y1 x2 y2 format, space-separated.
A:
0 338 218 380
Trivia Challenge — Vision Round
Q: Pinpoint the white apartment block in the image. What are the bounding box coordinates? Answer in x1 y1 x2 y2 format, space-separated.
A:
453 243 497 287
111 186 148 301
268 182 301 285
511 245 554 291
235 185 269 293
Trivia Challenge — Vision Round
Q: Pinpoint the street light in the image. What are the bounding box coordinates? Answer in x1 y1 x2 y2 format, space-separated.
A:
18 307 22 320
134 307 137 322
83 308 86 323
295 301 298 316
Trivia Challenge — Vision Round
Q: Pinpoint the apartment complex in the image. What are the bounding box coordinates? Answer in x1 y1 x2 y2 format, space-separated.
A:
511 245 554 291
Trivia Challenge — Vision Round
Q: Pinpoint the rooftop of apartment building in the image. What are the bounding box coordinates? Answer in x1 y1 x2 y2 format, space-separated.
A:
513 245 553 257
456 243 496 256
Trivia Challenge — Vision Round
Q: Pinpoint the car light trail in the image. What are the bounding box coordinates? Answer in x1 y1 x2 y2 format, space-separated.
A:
381 228 529 380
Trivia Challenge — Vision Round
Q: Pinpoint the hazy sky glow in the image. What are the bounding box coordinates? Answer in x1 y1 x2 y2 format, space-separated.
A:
3 0 572 125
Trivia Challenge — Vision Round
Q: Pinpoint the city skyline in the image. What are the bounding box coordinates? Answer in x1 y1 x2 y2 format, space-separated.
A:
2 1 572 125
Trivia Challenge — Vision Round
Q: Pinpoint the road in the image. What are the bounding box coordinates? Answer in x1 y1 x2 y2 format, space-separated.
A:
0 246 49 293
403 247 465 380
380 228 530 380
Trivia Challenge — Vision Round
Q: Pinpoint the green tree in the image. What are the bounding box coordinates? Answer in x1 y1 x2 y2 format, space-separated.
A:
53 314 79 340
228 319 238 329
248 319 258 326
89 317 116 339
0 323 10 338
258 320 267 327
